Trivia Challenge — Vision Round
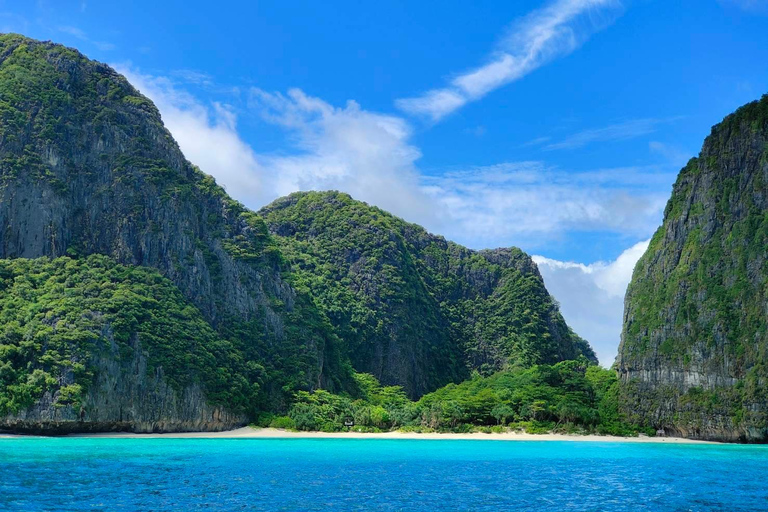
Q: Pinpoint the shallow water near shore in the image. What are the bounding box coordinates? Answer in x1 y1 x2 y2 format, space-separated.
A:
2 438 768 511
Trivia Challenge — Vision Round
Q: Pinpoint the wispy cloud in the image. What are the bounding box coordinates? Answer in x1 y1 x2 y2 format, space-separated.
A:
117 66 437 223
521 136 552 147
58 25 87 39
533 239 650 366
247 87 438 223
649 141 692 168
396 0 622 121
0 12 29 33
116 65 265 204
464 125 487 137
171 69 214 86
718 0 768 15
544 118 671 150
422 162 671 249
117 66 672 253
58 25 114 51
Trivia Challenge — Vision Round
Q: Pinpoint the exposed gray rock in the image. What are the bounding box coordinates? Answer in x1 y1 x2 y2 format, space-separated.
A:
617 94 768 442
1 336 246 434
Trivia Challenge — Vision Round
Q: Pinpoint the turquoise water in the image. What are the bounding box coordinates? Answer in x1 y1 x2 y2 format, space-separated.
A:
2 438 768 511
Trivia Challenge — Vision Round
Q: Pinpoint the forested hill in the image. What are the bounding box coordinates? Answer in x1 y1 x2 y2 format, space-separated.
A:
261 191 596 397
0 33 351 431
0 33 594 433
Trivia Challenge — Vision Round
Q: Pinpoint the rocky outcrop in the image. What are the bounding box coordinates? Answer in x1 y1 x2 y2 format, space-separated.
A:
0 34 286 331
617 94 768 442
1 336 246 434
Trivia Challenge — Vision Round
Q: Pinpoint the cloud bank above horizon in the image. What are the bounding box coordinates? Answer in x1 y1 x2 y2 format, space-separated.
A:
534 239 651 365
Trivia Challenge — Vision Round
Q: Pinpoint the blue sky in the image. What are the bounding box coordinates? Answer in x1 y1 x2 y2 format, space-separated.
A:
2 0 767 364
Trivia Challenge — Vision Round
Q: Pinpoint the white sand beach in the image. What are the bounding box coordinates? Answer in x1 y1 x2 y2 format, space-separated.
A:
0 427 716 443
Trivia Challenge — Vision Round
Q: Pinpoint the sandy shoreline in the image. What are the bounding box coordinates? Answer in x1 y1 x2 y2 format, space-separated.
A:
0 426 717 443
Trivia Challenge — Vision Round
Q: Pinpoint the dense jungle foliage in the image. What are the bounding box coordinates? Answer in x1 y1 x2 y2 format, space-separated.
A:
0 255 261 416
259 358 650 436
262 191 596 398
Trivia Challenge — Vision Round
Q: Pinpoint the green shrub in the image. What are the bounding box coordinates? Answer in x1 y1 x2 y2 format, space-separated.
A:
283 364 644 436
269 416 296 430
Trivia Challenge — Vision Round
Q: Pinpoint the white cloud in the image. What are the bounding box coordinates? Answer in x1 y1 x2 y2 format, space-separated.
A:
533 239 650 366
247 87 439 223
170 69 214 86
649 141 692 168
423 162 671 250
396 89 466 122
116 67 438 222
115 66 673 254
396 0 622 121
115 65 266 205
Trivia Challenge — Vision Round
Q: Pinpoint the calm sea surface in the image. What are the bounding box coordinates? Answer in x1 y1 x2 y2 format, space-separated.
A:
2 438 768 511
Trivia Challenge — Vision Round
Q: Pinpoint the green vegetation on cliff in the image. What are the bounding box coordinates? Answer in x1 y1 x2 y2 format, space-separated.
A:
618 94 768 441
0 33 353 417
261 191 596 397
0 34 596 433
0 255 262 416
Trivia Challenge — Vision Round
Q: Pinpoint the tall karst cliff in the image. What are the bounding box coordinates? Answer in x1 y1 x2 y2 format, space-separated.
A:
260 191 596 397
0 33 351 432
0 34 594 432
617 95 768 442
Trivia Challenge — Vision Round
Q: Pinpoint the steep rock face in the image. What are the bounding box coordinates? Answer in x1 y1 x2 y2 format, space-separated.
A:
0 34 279 327
0 34 349 431
3 341 245 435
0 255 266 433
617 95 768 442
0 33 596 431
261 191 596 398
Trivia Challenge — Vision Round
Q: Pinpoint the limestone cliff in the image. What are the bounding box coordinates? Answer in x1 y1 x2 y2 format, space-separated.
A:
3 339 245 434
617 95 768 442
0 34 596 432
0 34 349 432
261 191 596 398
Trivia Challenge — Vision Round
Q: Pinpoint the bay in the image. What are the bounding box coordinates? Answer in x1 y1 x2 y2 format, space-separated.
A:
2 438 768 511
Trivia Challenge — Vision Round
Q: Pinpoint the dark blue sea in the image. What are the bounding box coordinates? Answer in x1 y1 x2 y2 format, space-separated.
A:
2 437 767 511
